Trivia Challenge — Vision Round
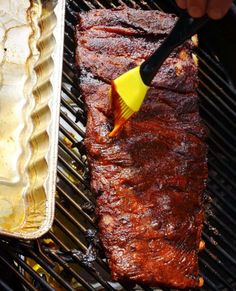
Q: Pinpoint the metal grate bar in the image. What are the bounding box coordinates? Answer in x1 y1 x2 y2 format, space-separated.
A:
56 201 88 233
74 0 95 10
48 251 96 291
61 110 86 137
197 47 236 95
209 160 236 188
201 105 236 147
202 276 220 291
62 82 84 107
58 155 89 187
0 254 37 291
200 257 235 290
54 218 88 251
203 233 236 266
203 233 236 265
0 280 14 291
57 185 95 225
199 78 236 117
201 251 236 283
199 70 236 106
48 231 124 291
206 210 235 246
204 215 236 241
57 168 95 204
62 70 78 89
61 95 78 116
198 88 236 129
208 180 236 214
59 140 85 168
66 8 78 23
59 124 80 144
211 202 236 230
53 216 110 272
208 147 235 178
207 129 235 160
47 231 68 250
10 255 54 291
26 250 74 291
204 248 236 281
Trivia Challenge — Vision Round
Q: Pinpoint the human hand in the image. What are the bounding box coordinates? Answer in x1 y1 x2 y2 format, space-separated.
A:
176 0 233 19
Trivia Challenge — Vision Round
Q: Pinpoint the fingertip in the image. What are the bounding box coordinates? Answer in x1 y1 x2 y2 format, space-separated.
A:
207 8 224 19
207 0 233 20
176 0 187 9
186 0 207 18
188 6 205 18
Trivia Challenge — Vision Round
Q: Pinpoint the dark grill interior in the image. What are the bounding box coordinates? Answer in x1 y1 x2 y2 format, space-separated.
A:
0 0 236 290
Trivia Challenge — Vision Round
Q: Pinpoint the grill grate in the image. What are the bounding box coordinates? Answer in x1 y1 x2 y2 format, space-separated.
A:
0 0 236 290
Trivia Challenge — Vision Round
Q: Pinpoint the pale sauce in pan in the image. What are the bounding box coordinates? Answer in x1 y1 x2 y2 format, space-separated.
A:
0 0 40 230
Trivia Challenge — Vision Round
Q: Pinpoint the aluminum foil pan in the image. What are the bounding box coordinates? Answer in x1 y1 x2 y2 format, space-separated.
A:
0 0 65 239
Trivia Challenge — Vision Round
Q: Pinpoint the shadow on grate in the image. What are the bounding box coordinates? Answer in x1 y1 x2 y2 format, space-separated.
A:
0 0 235 290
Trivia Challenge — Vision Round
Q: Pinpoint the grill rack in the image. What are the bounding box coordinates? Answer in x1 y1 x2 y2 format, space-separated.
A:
0 0 236 290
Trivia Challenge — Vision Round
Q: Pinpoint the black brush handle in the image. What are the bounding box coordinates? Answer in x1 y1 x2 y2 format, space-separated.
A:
140 12 208 86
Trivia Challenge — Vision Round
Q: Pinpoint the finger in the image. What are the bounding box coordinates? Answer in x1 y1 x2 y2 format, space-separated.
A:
187 0 207 18
176 0 187 9
207 0 233 19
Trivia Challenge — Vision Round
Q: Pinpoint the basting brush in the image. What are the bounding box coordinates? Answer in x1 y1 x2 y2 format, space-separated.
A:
109 12 208 137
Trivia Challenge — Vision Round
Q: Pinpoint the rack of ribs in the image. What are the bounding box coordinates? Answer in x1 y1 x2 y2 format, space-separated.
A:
76 7 208 289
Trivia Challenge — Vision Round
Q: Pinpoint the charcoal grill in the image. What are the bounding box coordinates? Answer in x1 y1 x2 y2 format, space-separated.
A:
0 0 236 290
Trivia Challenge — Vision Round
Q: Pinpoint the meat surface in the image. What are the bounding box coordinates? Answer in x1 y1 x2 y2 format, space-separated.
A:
76 7 208 289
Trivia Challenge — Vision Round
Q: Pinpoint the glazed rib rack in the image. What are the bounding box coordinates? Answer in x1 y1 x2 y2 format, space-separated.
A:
0 0 235 290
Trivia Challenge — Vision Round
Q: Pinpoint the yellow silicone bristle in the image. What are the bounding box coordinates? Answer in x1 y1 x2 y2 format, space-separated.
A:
113 66 149 112
109 65 149 137
119 98 134 119
109 96 134 138
199 277 204 288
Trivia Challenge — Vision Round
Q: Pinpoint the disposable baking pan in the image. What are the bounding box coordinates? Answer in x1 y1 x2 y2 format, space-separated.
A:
0 0 65 239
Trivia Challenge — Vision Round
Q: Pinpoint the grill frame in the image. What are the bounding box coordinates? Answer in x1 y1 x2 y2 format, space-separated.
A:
0 0 236 290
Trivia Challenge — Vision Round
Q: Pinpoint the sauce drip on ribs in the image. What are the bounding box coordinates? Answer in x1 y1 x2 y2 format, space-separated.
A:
76 7 208 289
